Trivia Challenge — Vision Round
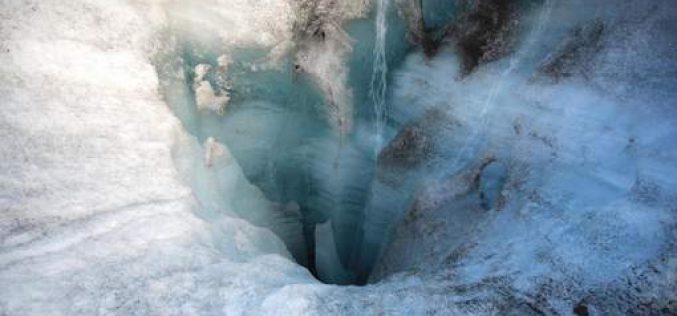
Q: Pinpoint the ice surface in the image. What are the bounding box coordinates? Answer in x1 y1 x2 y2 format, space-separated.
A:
1 0 676 314
0 1 315 315
370 0 677 312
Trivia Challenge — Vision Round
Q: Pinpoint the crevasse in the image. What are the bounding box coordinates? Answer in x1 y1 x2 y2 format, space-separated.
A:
1 0 676 314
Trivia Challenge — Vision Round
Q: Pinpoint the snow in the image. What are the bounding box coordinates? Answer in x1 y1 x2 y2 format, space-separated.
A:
1 0 675 315
0 1 313 315
370 0 676 313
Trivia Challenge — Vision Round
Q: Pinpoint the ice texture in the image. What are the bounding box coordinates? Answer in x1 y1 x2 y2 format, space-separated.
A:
0 1 314 315
1 0 676 315
193 64 229 114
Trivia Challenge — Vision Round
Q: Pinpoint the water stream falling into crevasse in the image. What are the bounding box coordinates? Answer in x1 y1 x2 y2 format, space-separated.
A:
370 0 390 154
153 0 411 285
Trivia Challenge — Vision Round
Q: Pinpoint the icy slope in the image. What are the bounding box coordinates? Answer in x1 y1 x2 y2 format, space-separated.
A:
1 0 676 315
368 0 677 313
0 1 315 315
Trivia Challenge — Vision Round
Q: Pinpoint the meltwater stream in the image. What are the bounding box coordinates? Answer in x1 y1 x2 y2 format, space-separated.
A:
151 0 412 285
370 0 390 152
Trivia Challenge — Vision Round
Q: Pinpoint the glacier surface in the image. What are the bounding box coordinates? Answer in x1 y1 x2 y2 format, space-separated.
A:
1 0 676 315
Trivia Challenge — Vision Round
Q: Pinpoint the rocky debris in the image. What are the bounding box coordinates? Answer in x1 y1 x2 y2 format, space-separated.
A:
290 0 369 135
397 0 424 41
377 108 456 183
368 153 505 280
453 0 519 76
378 124 434 170
405 156 498 213
396 0 447 57
375 111 456 187
292 0 332 43
539 20 605 81
397 0 521 74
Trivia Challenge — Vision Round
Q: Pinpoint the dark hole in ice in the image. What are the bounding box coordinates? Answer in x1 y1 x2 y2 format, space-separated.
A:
574 303 589 316
154 43 399 286
153 0 466 287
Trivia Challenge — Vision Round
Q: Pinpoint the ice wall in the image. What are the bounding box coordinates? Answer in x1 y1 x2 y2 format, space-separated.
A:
0 1 318 314
152 0 407 284
1 0 676 314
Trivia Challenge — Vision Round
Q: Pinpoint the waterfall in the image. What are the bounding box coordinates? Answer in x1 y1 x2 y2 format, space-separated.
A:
370 0 389 152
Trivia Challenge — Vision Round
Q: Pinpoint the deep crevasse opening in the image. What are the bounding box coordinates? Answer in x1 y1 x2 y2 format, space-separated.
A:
153 0 413 285
153 0 562 286
153 0 677 291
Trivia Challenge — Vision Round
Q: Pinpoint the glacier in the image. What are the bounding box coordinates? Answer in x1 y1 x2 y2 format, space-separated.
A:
1 0 676 315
